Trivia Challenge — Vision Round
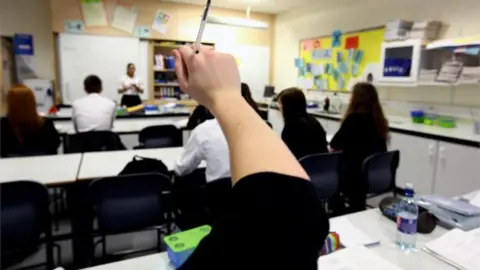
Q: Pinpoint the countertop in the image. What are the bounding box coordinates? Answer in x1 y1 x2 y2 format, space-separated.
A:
259 102 480 147
48 108 191 121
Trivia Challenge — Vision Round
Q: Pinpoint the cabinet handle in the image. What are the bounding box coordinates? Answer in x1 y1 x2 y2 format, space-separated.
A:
439 146 446 160
428 144 435 157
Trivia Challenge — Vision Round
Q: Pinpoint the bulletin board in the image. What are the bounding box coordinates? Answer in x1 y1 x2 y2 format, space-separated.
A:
298 27 385 91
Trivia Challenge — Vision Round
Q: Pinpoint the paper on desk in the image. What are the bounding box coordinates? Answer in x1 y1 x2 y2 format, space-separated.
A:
330 217 380 247
469 192 480 208
318 245 405 270
424 228 480 270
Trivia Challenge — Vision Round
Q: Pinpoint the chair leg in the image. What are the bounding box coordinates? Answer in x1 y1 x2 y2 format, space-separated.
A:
157 229 162 252
102 235 107 258
45 237 55 269
53 243 63 266
53 189 60 231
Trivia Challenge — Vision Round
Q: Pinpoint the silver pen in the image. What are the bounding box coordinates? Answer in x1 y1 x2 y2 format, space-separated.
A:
194 0 212 54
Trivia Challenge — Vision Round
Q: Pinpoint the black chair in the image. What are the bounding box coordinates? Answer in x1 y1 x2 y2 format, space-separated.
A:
1 181 60 270
299 152 342 201
363 150 400 202
135 125 182 149
87 173 173 259
64 131 126 153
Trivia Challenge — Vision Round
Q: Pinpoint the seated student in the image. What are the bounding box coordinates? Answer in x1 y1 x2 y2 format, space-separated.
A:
1 84 60 157
172 46 328 270
277 88 328 159
241 82 262 116
72 75 116 132
186 104 214 130
330 82 388 214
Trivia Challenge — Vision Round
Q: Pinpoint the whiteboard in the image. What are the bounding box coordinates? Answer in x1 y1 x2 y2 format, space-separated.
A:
58 33 148 104
215 44 270 100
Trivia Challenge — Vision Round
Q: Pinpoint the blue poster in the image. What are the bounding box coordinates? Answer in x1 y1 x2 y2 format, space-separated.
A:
14 34 36 80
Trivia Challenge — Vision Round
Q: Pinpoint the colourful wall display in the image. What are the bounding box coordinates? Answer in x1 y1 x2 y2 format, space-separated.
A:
298 27 385 91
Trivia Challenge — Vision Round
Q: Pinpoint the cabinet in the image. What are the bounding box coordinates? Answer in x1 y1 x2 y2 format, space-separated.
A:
389 132 438 194
433 142 480 197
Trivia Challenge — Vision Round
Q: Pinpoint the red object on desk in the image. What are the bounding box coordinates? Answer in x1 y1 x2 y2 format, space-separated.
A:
345 36 359 49
48 105 57 114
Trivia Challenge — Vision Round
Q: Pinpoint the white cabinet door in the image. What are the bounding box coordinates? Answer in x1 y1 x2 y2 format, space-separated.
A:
389 132 438 194
268 109 284 135
433 142 480 197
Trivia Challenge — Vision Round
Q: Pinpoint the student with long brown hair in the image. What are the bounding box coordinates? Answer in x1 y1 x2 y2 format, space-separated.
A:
1 84 60 157
330 82 388 214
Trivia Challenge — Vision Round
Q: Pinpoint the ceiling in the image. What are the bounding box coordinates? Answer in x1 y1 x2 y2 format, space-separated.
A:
162 0 315 14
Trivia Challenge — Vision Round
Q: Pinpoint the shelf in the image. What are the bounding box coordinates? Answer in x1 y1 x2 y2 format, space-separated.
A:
154 83 179 87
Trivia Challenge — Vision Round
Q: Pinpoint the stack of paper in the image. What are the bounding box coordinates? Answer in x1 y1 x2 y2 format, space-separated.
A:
318 245 405 270
329 217 380 247
424 228 480 270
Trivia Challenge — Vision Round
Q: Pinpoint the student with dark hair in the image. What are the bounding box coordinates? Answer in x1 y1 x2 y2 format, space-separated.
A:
330 82 388 213
186 105 214 130
118 63 143 107
241 82 261 115
277 88 328 159
72 75 116 132
1 84 60 157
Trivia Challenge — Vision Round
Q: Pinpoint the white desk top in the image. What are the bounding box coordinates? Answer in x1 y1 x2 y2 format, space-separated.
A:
81 252 173 270
78 147 205 180
308 109 480 145
332 209 455 270
0 154 82 185
55 117 188 135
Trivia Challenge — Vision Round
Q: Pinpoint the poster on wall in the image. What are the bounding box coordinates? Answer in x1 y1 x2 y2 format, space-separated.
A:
298 27 384 91
111 2 139 34
13 34 37 81
80 0 108 27
135 26 152 38
152 10 172 34
64 20 85 33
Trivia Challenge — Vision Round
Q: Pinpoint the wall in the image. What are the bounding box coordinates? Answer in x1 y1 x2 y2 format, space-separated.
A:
50 0 275 83
0 0 55 80
274 0 480 107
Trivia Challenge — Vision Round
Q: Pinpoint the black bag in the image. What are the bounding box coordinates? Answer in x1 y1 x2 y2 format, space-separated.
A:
119 155 170 176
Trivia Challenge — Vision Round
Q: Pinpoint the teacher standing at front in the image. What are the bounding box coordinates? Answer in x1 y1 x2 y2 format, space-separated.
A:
118 63 144 107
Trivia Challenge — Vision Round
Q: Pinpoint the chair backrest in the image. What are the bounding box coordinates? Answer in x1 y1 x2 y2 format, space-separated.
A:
88 173 172 233
362 150 400 195
1 181 50 252
65 131 126 153
299 152 342 200
138 125 182 149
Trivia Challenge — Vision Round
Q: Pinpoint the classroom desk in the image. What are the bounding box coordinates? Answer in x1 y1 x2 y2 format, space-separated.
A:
77 147 205 180
333 209 455 270
81 252 173 270
0 154 82 185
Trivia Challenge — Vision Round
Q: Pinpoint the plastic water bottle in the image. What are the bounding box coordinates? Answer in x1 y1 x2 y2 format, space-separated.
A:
395 183 418 250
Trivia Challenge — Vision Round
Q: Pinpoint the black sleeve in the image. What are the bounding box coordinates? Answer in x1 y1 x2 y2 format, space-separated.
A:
0 118 11 157
42 119 61 154
281 122 299 155
330 115 356 150
179 172 329 270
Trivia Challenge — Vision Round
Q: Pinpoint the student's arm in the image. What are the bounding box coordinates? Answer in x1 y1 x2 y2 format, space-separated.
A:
118 79 128 94
175 48 307 183
330 114 354 151
133 79 144 94
174 129 203 176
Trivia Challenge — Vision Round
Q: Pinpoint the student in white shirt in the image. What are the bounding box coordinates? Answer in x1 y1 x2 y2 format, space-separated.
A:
72 75 116 133
118 63 144 107
174 83 259 182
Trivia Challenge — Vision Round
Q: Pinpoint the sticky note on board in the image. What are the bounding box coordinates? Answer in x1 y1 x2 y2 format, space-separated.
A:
339 62 349 74
348 49 355 60
311 63 324 76
312 49 332 60
295 58 305 68
354 50 364 64
319 78 328 90
325 63 333 74
332 30 342 48
345 36 359 49
352 63 360 77
338 77 345 89
313 40 322 49
298 67 306 76
303 40 314 51
333 69 341 81
306 63 312 72
336 51 344 63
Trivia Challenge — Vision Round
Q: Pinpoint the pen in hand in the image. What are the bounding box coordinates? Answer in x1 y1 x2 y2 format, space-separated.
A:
194 0 211 54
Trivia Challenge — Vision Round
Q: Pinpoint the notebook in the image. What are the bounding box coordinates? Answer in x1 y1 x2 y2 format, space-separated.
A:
329 217 380 247
318 245 405 270
424 228 480 270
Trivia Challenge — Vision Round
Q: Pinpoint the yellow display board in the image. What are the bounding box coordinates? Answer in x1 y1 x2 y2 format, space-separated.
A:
299 27 384 91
